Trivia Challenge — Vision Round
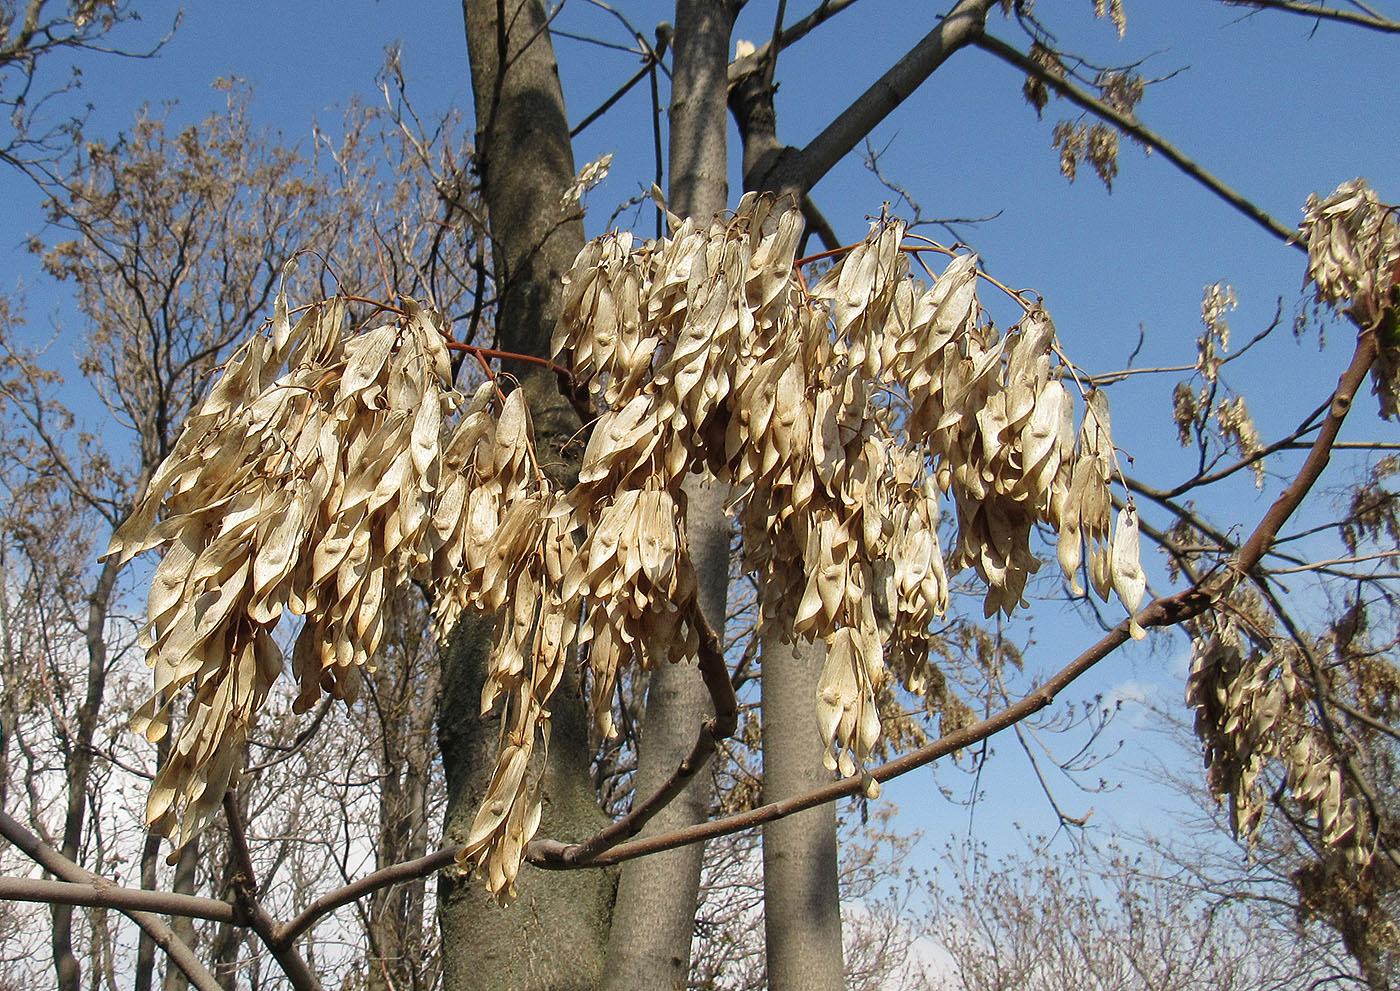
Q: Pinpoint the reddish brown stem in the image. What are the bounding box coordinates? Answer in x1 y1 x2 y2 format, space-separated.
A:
445 341 577 385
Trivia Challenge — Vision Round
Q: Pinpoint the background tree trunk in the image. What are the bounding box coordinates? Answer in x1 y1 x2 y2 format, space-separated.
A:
50 553 119 991
161 843 197 991
439 3 616 989
599 5 738 989
368 591 439 991
760 623 845 991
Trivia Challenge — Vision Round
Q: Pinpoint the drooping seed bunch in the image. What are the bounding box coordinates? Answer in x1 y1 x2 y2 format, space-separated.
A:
1298 178 1400 417
105 294 463 850
117 195 1144 893
1187 610 1375 863
553 194 1145 787
1178 180 1400 870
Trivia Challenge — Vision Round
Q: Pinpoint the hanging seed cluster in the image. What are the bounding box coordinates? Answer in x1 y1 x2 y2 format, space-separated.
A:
116 195 1143 894
1186 612 1375 863
104 296 462 849
1298 179 1400 417
554 194 1144 787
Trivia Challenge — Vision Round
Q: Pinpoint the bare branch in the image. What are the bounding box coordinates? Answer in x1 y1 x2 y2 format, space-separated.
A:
0 809 221 991
264 317 1380 943
766 0 999 196
726 0 864 84
278 848 459 948
975 32 1302 247
221 792 324 991
1222 0 1400 32
0 875 236 924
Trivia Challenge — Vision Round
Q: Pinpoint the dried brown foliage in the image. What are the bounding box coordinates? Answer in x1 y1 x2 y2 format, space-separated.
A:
112 194 1145 898
1299 180 1400 417
1183 180 1400 876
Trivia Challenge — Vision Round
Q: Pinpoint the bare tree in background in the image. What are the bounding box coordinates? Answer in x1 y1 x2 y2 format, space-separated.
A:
0 73 477 990
926 840 1344 991
0 0 173 174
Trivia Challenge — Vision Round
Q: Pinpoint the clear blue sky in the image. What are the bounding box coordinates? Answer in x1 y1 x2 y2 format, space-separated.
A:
3 1 1396 869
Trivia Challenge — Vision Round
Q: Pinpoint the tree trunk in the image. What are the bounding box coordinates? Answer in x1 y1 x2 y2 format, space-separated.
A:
760 617 845 991
439 4 616 989
599 5 737 989
51 553 119 991
727 43 848 991
368 591 438 991
135 734 175 991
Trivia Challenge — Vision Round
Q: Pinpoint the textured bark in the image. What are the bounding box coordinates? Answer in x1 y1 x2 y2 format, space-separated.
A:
599 6 737 989
439 3 615 989
368 592 438 991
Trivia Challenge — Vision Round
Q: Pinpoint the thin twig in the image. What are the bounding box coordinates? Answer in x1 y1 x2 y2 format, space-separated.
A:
1222 0 1400 32
975 33 1301 247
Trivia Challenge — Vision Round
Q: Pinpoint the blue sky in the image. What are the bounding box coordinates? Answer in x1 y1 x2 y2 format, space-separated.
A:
3 1 1397 873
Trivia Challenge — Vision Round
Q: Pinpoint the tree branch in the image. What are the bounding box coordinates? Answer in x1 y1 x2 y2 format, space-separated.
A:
257 320 1382 920
221 792 324 991
975 32 1301 247
529 597 739 868
1222 0 1400 32
0 875 237 923
278 847 460 948
768 0 998 196
0 809 222 991
727 0 864 86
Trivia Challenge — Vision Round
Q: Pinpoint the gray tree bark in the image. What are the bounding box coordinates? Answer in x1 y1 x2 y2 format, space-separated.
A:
51 553 119 991
161 842 198 991
599 6 738 990
760 626 845 991
725 6 996 986
439 3 615 989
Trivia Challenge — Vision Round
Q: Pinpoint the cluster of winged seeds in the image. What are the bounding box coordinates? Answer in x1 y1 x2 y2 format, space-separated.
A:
105 295 462 849
1298 178 1400 417
1179 180 1400 870
1187 611 1374 863
553 194 1146 787
116 195 1144 894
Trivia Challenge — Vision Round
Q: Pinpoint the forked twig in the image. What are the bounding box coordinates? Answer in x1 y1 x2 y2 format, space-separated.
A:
0 809 222 991
529 595 739 867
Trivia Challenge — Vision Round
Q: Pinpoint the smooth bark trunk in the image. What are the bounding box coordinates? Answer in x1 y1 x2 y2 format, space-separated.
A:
728 29 846 991
599 5 737 989
760 626 844 991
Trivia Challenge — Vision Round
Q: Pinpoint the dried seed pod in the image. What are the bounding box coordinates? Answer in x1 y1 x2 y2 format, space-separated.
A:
124 197 1157 896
